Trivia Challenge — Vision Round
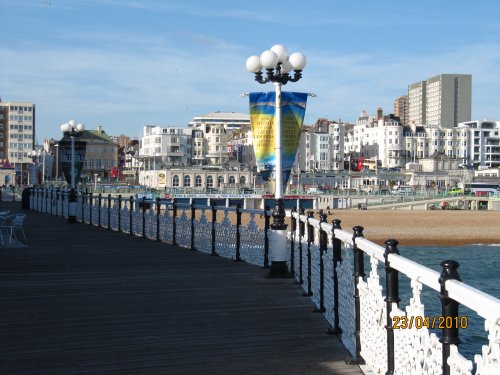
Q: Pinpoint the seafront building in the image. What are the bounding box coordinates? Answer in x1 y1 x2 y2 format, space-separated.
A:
0 100 36 184
393 95 409 126
408 74 472 128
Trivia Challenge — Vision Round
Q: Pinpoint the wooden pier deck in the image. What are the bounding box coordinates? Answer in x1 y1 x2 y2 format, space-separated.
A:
0 201 362 374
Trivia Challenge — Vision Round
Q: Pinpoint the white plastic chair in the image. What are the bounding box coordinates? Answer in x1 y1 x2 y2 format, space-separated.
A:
0 214 27 245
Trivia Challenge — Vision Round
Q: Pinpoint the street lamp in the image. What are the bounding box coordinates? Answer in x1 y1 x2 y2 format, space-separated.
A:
61 119 85 223
28 149 47 185
246 44 307 276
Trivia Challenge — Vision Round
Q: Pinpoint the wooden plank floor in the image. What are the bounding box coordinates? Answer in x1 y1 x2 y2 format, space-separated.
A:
0 202 362 374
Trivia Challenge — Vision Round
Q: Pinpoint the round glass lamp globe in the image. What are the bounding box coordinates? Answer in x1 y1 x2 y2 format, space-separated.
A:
280 60 293 73
68 119 77 128
289 52 307 70
76 123 85 132
245 55 262 73
260 50 278 69
60 123 69 133
270 44 289 63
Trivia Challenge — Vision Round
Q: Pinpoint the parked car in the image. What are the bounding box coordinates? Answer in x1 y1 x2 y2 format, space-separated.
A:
447 188 464 196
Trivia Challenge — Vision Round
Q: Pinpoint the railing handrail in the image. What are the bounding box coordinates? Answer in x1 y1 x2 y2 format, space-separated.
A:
291 210 500 325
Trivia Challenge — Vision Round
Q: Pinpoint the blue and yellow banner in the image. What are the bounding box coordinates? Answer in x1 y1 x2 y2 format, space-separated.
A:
249 91 307 182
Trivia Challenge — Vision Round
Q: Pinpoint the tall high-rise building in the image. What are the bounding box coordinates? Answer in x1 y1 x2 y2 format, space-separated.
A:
393 95 409 125
0 100 36 165
408 74 471 128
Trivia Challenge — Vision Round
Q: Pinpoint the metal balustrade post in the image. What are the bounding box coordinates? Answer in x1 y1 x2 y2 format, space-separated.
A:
263 206 270 268
314 212 327 313
190 201 195 249
305 211 314 297
157 198 162 242
81 191 85 223
298 208 305 284
290 207 297 277
129 196 134 235
439 260 462 375
172 200 177 246
347 225 365 365
235 204 242 262
107 194 111 230
98 193 102 227
211 202 217 256
329 218 343 335
117 195 122 233
384 239 400 375
142 197 146 238
89 193 93 226
55 188 60 216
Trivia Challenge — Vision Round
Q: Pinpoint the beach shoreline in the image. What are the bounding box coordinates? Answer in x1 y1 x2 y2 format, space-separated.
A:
222 209 500 247
293 209 500 247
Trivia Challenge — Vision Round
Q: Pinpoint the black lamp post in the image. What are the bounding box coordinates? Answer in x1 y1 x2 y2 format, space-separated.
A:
246 44 307 276
61 120 85 223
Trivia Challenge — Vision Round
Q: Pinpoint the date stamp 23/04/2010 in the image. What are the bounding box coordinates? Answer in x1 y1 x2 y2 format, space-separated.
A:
392 315 469 330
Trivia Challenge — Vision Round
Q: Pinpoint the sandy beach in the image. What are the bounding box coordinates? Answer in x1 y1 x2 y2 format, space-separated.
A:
316 210 500 247
223 209 500 247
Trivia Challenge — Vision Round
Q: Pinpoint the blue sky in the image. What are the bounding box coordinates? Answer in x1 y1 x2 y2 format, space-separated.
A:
1 0 500 141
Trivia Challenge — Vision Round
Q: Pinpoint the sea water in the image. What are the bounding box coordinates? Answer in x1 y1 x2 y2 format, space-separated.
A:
390 244 500 363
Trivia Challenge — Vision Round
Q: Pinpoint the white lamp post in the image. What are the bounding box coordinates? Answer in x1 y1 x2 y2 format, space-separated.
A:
61 119 85 223
246 44 307 276
54 143 59 182
28 149 48 185
27 150 38 185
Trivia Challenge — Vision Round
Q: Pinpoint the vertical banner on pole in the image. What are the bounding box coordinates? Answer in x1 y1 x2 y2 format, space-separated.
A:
249 91 307 184
59 140 87 185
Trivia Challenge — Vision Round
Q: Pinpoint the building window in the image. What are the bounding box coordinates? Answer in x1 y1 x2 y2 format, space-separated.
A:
172 175 179 187
218 176 224 187
184 175 191 187
240 176 246 184
195 175 202 187
229 176 235 184
207 175 214 188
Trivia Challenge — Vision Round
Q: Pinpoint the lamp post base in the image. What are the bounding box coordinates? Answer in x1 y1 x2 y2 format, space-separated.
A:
68 188 77 224
268 198 291 278
269 260 291 278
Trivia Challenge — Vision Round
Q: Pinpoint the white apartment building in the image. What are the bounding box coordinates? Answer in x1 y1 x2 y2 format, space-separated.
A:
408 74 472 128
460 120 500 168
188 112 250 131
140 125 192 169
297 121 345 172
189 112 249 166
0 101 35 170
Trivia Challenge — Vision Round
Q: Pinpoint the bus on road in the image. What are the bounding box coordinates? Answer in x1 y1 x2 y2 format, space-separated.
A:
464 183 500 196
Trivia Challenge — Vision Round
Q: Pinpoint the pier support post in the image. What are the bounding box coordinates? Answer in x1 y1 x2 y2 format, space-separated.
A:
211 202 217 256
235 204 242 261
129 196 134 235
157 198 162 242
263 206 270 268
347 226 365 365
118 195 122 233
304 211 314 296
314 212 327 313
298 208 305 284
328 219 342 335
290 207 297 278
107 194 112 231
384 239 400 375
439 260 462 375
